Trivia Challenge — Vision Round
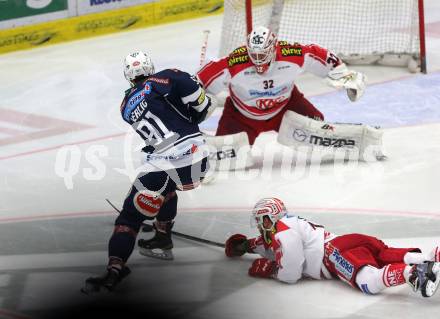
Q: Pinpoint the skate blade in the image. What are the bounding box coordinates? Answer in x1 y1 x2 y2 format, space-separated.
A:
139 247 174 260
376 154 388 161
422 263 440 297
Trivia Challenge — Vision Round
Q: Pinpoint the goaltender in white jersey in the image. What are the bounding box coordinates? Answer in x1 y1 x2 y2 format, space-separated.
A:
198 26 384 167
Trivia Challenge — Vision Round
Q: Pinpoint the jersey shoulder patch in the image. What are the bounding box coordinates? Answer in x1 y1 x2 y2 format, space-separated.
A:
278 41 303 57
227 45 250 67
121 83 152 122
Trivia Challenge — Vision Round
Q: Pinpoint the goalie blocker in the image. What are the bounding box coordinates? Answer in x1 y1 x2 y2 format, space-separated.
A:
277 111 385 161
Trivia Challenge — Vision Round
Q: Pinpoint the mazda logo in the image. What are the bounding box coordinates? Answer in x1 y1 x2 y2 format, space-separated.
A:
293 129 307 142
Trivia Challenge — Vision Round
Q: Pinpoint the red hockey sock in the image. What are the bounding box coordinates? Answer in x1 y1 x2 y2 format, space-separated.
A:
382 263 408 287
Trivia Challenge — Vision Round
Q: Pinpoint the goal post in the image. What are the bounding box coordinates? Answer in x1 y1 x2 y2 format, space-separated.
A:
220 0 427 73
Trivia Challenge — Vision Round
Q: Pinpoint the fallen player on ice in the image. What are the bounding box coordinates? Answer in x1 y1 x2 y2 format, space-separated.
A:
225 197 440 297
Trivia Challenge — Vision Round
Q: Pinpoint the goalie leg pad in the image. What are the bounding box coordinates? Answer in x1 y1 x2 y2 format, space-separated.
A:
206 132 254 171
277 111 384 161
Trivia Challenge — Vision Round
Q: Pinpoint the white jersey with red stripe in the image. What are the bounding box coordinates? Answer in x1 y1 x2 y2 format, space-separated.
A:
197 41 341 120
248 213 336 283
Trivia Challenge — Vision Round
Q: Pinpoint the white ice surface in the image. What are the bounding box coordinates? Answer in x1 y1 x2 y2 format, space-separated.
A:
1 1 440 318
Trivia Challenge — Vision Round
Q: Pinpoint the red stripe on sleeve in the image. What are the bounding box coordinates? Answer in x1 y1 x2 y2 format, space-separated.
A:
197 58 228 88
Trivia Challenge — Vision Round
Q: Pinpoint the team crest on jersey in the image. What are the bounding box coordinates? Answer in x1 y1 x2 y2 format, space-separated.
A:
144 82 152 94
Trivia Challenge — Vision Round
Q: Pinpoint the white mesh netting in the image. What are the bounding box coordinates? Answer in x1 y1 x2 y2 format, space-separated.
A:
219 0 421 67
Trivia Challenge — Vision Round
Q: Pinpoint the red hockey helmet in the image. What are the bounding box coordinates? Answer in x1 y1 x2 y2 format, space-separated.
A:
251 197 287 231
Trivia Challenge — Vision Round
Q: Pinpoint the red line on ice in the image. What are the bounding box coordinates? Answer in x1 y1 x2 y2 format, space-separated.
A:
0 206 438 224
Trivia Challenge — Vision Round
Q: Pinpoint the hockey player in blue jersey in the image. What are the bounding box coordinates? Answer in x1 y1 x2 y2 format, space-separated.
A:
82 51 213 293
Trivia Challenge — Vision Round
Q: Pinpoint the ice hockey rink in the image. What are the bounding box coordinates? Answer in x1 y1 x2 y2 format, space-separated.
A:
1 1 440 318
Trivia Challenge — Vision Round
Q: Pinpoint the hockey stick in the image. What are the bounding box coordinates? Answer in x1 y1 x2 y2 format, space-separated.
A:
199 30 210 68
105 199 225 248
197 29 222 185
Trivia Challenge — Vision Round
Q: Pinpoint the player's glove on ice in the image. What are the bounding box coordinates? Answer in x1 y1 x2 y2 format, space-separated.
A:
248 258 277 278
225 234 249 257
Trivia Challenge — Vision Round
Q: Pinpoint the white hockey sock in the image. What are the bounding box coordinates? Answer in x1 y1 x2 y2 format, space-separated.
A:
356 264 411 294
404 252 430 265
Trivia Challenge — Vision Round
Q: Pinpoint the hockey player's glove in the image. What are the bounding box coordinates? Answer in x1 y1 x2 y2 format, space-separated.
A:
248 258 277 278
327 64 366 102
188 92 216 124
225 234 249 257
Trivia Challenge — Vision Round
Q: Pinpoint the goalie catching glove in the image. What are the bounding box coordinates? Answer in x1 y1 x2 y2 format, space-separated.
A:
327 64 366 102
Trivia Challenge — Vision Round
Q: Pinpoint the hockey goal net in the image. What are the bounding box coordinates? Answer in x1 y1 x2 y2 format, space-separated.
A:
219 0 426 72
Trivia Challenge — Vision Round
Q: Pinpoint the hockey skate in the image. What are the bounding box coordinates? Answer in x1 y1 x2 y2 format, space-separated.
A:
408 261 440 297
81 266 131 295
138 221 174 260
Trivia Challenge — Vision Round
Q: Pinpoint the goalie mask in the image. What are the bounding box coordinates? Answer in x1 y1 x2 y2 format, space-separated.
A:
246 26 277 74
124 51 155 86
251 197 287 244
